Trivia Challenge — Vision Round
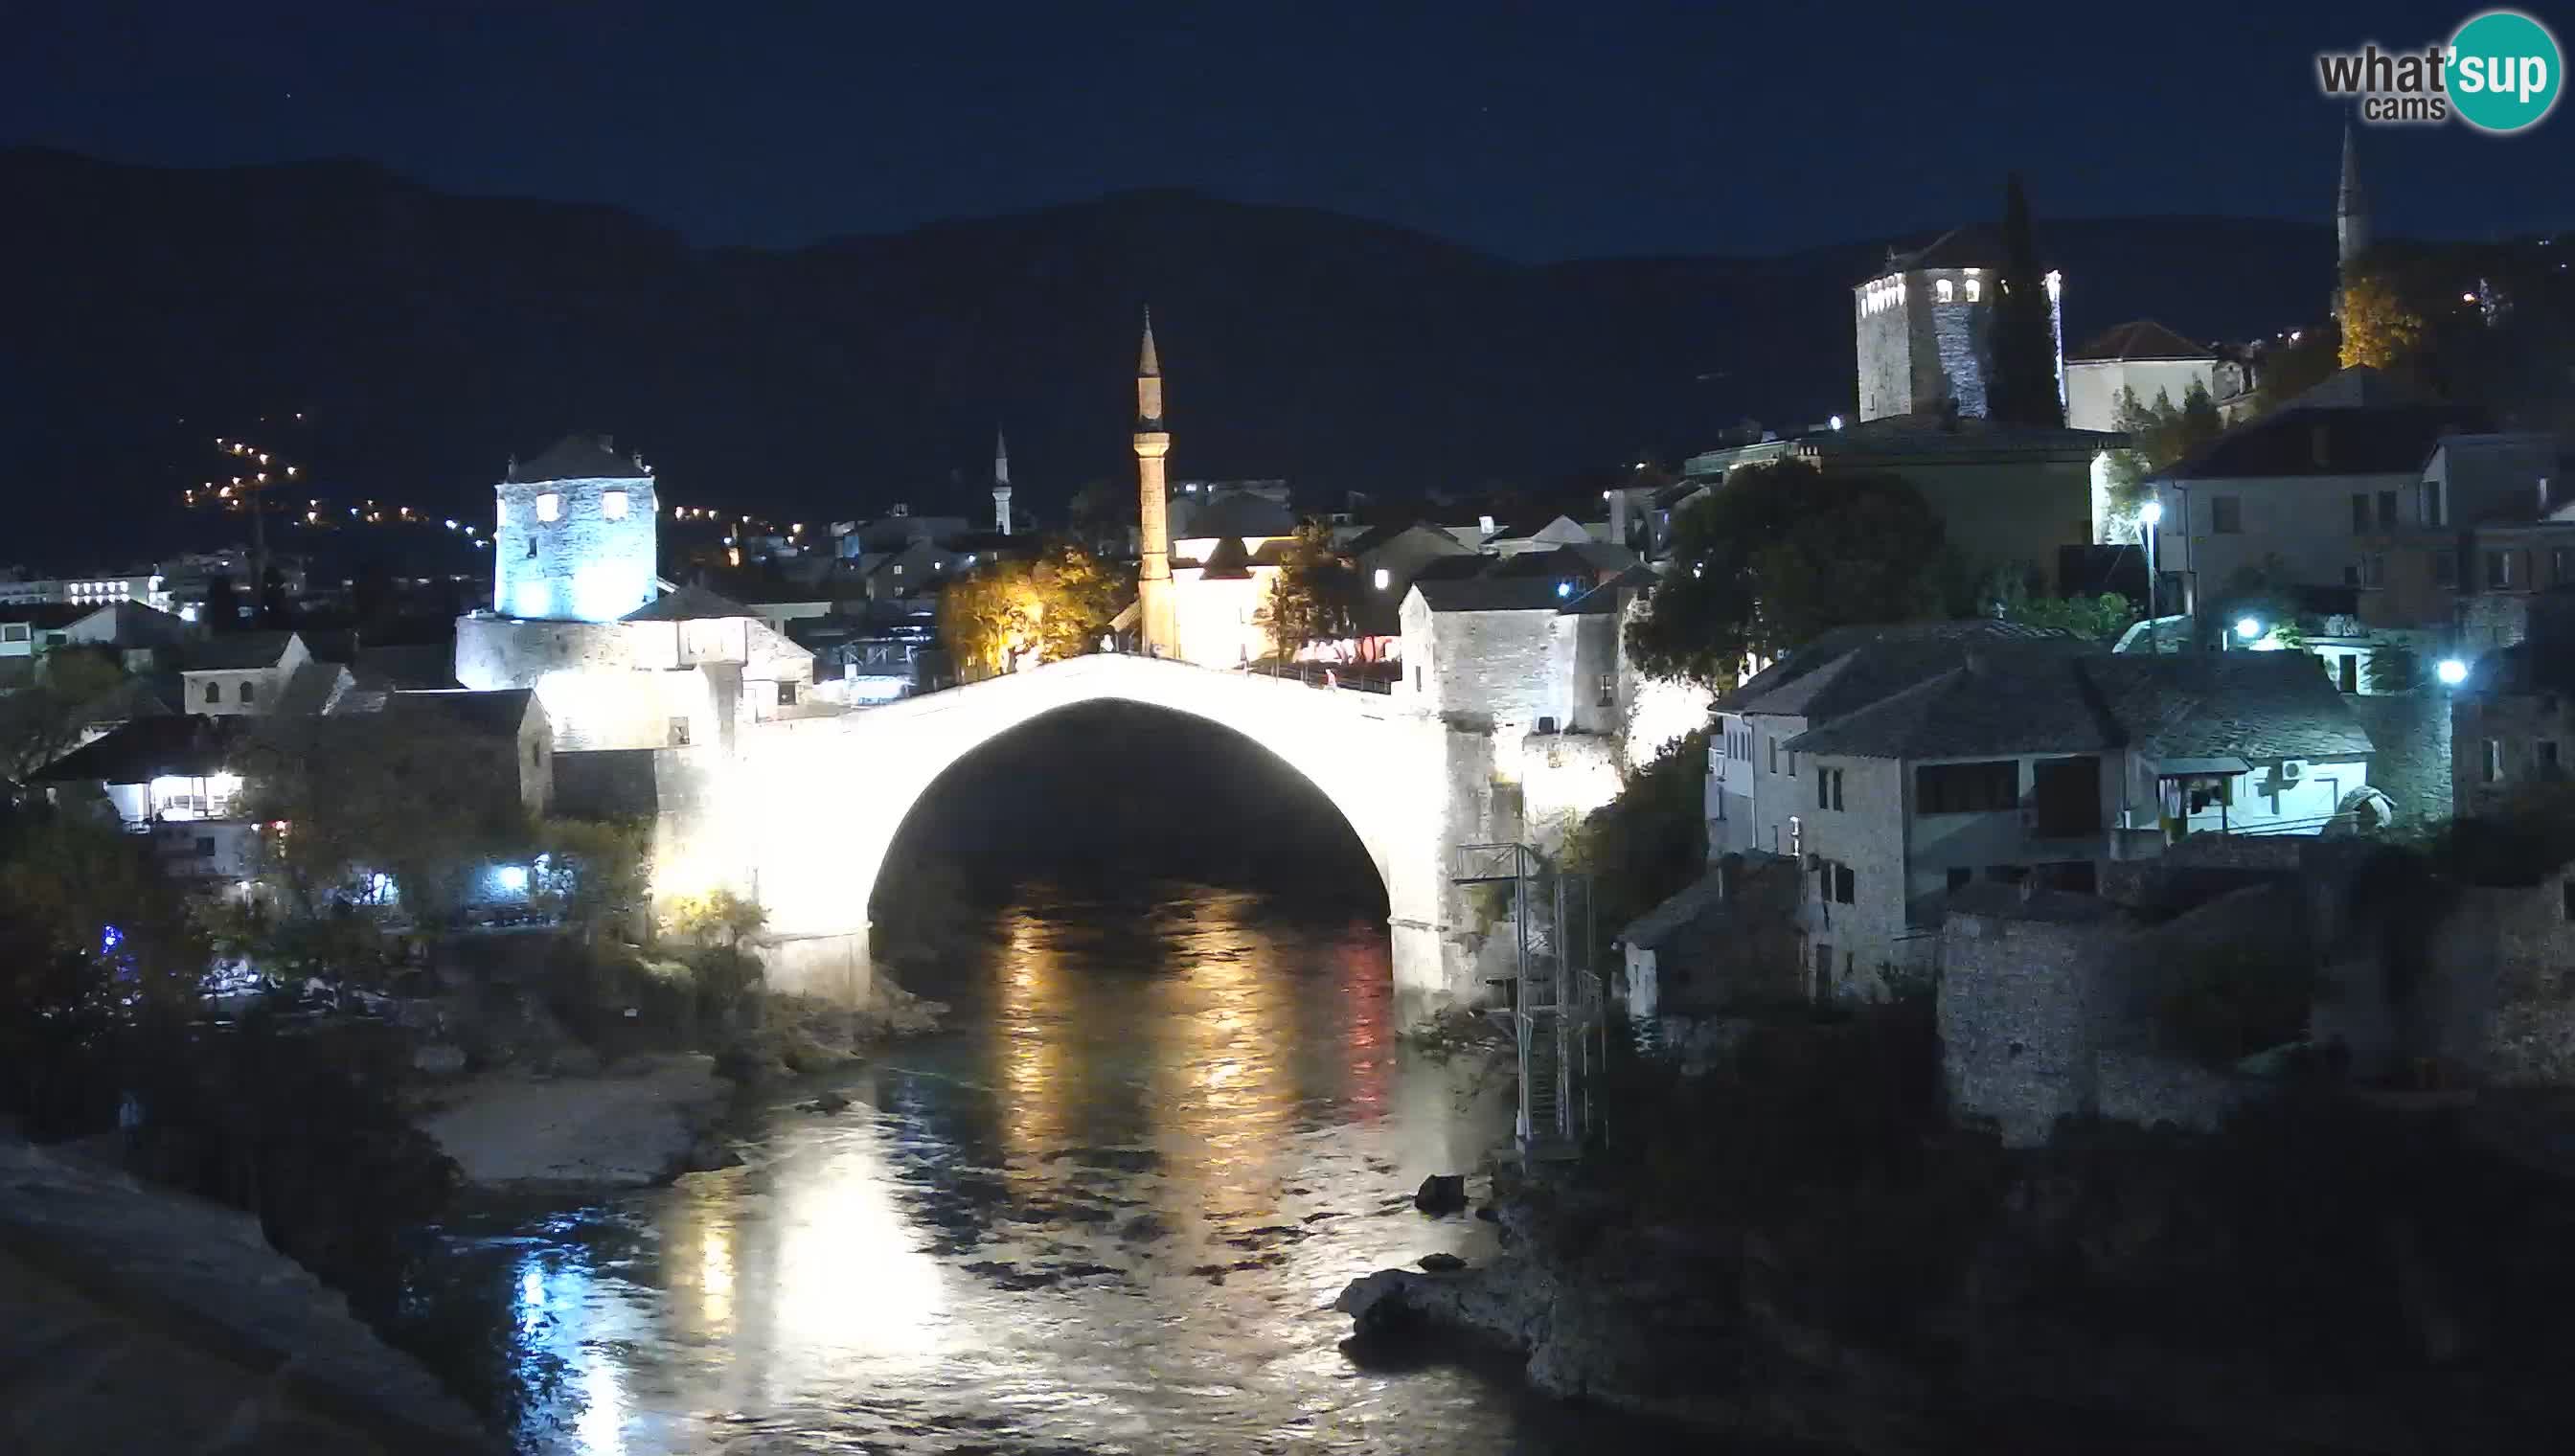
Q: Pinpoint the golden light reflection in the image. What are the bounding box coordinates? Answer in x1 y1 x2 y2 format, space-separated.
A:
995 909 1075 1180
767 1126 950 1370
1142 893 1301 1211
697 1220 734 1334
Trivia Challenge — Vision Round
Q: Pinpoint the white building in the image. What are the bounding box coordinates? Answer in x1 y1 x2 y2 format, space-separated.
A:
2062 320 2219 434
177 631 347 717
1778 648 2375 996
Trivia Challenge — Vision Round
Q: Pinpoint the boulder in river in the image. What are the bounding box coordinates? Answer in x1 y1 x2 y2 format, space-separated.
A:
1418 1252 1467 1273
1414 1173 1468 1216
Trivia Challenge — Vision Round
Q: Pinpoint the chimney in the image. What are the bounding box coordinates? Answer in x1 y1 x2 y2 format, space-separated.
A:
1609 489 1629 548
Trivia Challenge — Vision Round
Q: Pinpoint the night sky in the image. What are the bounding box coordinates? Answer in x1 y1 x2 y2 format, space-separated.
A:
7 1 2570 259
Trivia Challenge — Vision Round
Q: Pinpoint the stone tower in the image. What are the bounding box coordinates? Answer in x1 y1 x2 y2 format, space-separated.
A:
492 433 659 623
1852 227 2061 423
1132 309 1179 658
991 428 1014 536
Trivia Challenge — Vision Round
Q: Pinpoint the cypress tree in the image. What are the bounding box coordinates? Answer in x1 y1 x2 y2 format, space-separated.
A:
1988 173 2064 427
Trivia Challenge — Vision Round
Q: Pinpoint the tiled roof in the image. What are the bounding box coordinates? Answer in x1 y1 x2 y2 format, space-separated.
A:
379 688 539 739
1414 578 1568 614
1719 621 2088 718
1196 535 1256 580
180 630 299 672
623 585 755 622
1785 649 2371 763
513 433 649 483
37 714 249 785
2166 403 2491 481
2068 319 2217 363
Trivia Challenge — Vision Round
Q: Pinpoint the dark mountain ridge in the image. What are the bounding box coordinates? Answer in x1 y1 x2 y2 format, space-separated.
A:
0 148 2337 557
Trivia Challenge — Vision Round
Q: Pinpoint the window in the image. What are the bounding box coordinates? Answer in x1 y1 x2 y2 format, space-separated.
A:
1412 667 1423 693
204 680 222 703
1812 943 1833 1001
2541 740 2562 776
1965 278 1982 302
1936 278 1954 303
2360 553 2386 588
2030 756 2103 835
2434 552 2459 589
1768 738 1777 774
602 489 629 521
669 717 692 748
1787 751 1798 779
1915 760 2018 814
1834 863 1855 904
194 837 215 858
2423 478 2447 527
0 624 25 643
2554 547 2575 584
2564 879 2575 923
536 492 562 522
2483 739 2502 785
1789 815 1802 858
1596 672 1616 708
1373 567 1390 591
777 680 798 707
2487 550 2517 589
1947 867 1972 892
2378 490 2399 529
239 681 256 705
2211 495 2242 534
2340 654 2359 694
2352 493 2371 533
1818 767 1844 809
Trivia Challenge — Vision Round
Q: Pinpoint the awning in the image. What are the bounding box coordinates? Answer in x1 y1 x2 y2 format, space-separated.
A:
2153 756 2251 777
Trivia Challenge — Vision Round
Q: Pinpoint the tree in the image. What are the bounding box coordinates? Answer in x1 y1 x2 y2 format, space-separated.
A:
535 816 652 942
2340 263 2430 372
937 540 1129 678
661 887 766 951
0 648 126 799
237 714 530 930
200 571 242 632
2099 381 2223 529
1262 521 1360 663
1030 538 1130 663
1986 172 2065 428
1627 461 1948 689
1994 580 2138 644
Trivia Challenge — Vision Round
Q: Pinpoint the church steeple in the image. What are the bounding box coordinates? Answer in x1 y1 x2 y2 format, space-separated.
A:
991 427 1013 536
2336 122 2371 269
1132 307 1178 658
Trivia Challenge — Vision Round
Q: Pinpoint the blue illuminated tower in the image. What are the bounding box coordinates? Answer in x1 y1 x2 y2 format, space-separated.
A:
492 433 660 622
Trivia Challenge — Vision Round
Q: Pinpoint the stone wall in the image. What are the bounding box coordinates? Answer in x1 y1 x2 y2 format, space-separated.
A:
2348 688 2453 827
492 472 657 624
0 1139 495 1455
1855 285 1912 421
2426 877 2575 1086
1928 289 1990 418
2092 1048 2246 1133
1939 903 2128 1146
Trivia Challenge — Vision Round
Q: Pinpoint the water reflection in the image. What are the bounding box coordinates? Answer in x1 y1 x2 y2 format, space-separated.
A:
404 884 1652 1455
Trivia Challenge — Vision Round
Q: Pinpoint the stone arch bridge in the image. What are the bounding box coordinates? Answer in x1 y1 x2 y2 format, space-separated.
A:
665 655 1505 1021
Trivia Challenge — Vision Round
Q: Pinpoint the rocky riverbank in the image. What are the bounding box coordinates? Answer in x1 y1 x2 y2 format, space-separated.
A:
414 1052 732 1191
1337 1034 2575 1453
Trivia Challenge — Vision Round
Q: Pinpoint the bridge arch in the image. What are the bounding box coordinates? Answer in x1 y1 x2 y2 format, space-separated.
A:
721 656 1482 1020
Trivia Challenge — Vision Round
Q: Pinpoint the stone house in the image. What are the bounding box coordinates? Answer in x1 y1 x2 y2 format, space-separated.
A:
176 631 352 717
2352 432 2570 648
2449 626 2575 820
2150 373 2490 626
36 715 262 882
2062 319 2218 435
1614 851 1804 1025
1780 649 2374 996
1850 223 2062 423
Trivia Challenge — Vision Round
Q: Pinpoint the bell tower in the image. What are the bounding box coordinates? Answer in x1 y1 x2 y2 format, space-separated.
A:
1133 308 1179 658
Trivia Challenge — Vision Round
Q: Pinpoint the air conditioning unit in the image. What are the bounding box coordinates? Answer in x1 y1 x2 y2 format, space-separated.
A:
2279 760 2304 784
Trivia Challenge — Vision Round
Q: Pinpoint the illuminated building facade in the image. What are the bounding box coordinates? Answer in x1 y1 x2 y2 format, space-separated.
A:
493 434 660 625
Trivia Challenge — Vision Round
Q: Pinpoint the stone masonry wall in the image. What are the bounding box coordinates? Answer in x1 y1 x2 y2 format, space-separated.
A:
1939 908 2126 1147
2350 688 2452 827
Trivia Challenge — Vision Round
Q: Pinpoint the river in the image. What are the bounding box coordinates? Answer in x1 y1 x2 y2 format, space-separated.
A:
393 881 1684 1454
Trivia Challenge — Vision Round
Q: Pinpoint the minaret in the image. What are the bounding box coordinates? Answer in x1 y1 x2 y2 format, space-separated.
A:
1133 307 1179 658
991 428 1014 536
2336 122 2371 269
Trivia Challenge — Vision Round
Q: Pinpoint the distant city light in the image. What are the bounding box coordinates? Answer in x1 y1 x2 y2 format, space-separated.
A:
2235 616 2263 641
2437 657 2470 686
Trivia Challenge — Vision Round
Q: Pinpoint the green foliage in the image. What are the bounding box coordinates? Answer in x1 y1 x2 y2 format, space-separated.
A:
0 808 209 1118
937 537 1131 677
662 886 767 950
1262 520 1361 661
1627 461 1948 688
1559 729 1709 953
534 816 651 939
2158 944 2315 1066
237 714 530 923
2100 381 2222 522
1992 577 2139 643
0 647 128 797
1987 172 2065 428
2365 639 2420 693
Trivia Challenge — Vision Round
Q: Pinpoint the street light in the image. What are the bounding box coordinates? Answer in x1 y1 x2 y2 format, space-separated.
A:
2138 499 2164 649
2235 616 2264 642
2437 657 2470 686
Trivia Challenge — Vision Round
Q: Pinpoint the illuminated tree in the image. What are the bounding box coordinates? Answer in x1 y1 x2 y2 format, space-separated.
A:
2100 381 2222 524
2339 264 2428 371
936 540 1128 677
1030 538 1130 663
1262 521 1360 662
1627 461 1948 689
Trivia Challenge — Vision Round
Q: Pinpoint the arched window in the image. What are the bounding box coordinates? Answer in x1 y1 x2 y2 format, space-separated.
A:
204 680 222 703
1966 278 1983 303
1936 279 1955 303
239 681 256 705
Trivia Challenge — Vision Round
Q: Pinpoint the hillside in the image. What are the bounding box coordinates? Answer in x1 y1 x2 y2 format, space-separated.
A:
0 148 2336 557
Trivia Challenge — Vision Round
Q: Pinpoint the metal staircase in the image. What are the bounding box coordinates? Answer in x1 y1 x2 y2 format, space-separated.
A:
1454 842 1602 1163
